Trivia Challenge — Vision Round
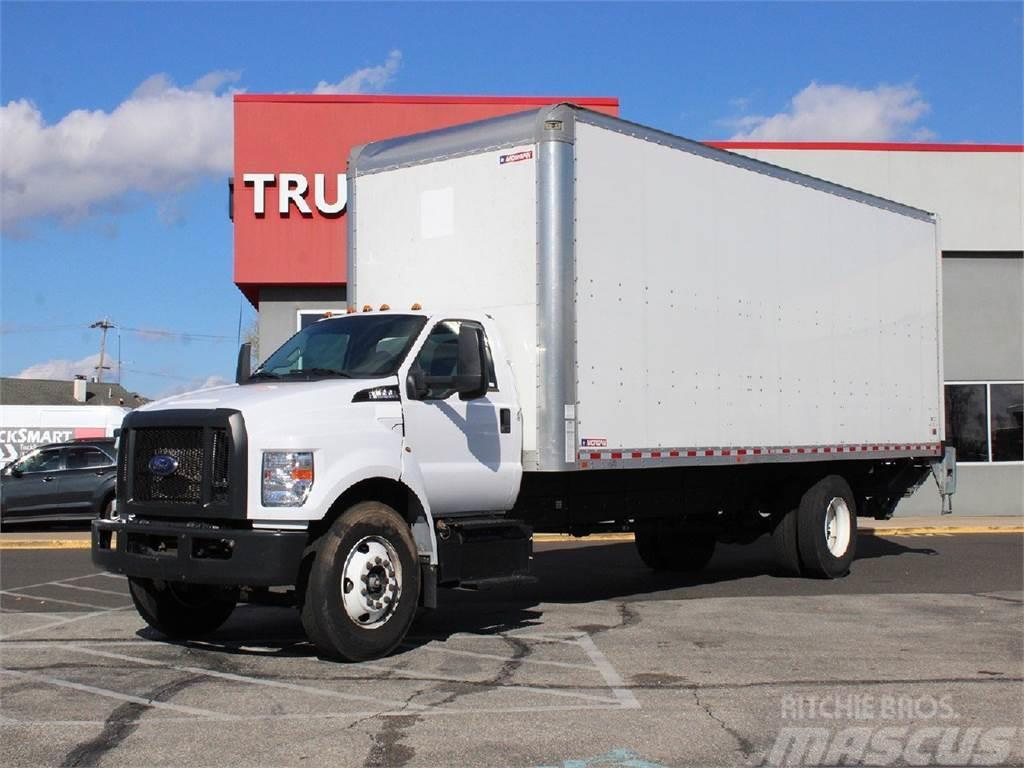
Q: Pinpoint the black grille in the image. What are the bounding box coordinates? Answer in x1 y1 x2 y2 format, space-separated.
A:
133 428 204 503
211 428 230 503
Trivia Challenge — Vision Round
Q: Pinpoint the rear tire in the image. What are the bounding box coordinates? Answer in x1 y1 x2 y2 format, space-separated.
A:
796 475 858 579
128 578 238 638
635 521 716 573
300 501 420 662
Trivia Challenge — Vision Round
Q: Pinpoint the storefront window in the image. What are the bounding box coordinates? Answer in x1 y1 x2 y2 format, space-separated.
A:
945 384 988 462
945 382 1024 463
990 383 1024 462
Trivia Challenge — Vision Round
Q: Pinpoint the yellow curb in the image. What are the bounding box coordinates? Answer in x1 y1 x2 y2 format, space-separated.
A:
0 539 93 550
859 526 1024 537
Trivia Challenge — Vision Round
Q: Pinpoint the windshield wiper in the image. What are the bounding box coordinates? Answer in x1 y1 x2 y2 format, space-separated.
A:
298 367 353 379
248 370 280 380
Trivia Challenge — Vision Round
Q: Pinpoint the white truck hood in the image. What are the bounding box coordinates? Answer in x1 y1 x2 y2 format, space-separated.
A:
140 379 394 419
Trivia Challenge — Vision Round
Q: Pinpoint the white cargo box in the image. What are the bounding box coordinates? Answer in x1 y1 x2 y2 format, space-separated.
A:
348 105 943 473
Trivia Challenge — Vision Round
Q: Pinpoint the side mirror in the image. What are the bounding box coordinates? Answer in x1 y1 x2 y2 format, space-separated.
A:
235 342 252 384
454 325 488 401
406 369 428 400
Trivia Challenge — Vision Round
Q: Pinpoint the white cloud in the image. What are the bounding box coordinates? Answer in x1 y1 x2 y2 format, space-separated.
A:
1 54 402 233
725 82 932 141
314 50 402 95
1 72 236 233
14 353 120 381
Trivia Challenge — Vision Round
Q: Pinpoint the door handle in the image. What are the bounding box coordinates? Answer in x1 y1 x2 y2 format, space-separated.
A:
500 408 511 434
42 476 56 483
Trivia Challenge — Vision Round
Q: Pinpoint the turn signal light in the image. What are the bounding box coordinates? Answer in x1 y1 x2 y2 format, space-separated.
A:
291 468 313 481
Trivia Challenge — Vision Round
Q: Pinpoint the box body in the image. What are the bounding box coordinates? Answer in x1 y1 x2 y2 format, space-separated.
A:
349 106 943 472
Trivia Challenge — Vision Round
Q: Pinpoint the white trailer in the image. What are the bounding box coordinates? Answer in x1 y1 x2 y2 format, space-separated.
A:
93 105 954 662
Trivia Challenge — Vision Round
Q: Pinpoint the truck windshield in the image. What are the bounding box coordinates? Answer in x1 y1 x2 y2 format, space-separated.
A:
250 314 427 382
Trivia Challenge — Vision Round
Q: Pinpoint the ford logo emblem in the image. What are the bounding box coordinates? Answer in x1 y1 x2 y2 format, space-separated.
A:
148 454 178 477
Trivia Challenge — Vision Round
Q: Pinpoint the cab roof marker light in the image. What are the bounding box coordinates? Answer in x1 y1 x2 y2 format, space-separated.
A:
379 304 390 311
362 305 373 312
346 306 357 314
411 303 422 310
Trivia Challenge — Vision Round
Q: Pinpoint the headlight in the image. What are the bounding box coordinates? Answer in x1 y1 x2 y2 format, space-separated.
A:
262 451 313 507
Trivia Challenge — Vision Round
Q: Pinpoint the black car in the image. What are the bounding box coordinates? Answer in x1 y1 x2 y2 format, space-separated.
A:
1 438 117 526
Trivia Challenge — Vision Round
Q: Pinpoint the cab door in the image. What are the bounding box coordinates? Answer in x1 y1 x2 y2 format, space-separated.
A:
401 318 522 515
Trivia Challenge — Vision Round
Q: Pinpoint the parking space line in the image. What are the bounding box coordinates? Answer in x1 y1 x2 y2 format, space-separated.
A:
0 589 128 612
0 703 631 728
62 645 439 712
46 582 127 597
399 642 600 672
356 662 623 705
2 572 115 594
575 633 641 709
0 668 237 719
0 605 135 640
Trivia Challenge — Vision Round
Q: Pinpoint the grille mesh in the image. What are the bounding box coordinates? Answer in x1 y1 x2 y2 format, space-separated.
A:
211 428 230 502
132 428 203 503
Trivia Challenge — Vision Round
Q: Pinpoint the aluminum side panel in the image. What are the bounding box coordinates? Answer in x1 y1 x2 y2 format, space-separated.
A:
573 122 941 452
352 147 539 452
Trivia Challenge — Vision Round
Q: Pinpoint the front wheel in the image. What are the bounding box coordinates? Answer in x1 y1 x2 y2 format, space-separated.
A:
300 501 420 662
128 578 238 638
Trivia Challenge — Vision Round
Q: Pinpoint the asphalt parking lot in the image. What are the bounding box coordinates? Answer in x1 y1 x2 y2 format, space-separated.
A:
1 533 1021 767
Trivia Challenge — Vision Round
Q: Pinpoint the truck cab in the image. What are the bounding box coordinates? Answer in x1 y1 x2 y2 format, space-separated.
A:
93 308 530 661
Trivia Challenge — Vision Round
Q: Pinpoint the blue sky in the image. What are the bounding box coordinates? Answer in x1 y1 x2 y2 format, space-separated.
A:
2 1 1021 398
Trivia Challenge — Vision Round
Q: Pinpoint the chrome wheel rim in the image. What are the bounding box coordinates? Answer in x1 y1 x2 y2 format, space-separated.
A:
824 497 852 557
340 535 402 629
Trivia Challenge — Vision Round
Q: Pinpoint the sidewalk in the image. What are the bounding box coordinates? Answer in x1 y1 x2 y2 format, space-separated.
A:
0 516 1020 549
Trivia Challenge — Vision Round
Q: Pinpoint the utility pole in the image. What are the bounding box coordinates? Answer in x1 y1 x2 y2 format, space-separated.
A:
90 319 114 383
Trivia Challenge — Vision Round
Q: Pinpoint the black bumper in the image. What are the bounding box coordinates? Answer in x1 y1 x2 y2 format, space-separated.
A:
92 518 307 586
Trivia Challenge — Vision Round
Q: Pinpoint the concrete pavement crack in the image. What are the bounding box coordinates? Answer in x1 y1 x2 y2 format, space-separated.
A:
691 687 757 762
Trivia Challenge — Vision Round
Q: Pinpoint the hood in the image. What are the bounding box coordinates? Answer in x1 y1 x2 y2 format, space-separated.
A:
140 378 396 418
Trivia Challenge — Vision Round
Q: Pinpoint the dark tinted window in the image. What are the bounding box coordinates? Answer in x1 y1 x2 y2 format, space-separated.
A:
991 383 1023 462
66 446 113 469
945 384 988 462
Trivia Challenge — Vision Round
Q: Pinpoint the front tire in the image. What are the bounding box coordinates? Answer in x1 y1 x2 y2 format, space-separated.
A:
796 475 857 578
300 501 420 662
128 578 238 638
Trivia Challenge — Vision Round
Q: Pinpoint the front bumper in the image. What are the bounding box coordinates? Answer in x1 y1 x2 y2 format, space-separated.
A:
92 518 307 586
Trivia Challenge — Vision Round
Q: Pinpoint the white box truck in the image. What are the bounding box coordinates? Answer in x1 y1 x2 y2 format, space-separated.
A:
93 105 955 661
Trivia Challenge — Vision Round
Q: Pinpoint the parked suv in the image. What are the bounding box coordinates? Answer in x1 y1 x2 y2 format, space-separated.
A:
1 438 117 526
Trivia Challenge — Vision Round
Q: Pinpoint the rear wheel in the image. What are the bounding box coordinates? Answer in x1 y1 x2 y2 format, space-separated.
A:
300 501 420 662
795 475 857 578
634 521 716 573
128 578 238 638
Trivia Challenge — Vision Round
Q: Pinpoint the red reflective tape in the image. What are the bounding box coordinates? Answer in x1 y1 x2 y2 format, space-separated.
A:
684 450 694 457
650 451 661 458
704 450 714 456
589 452 601 460
631 452 642 459
671 451 681 457
737 449 747 456
721 449 731 456
753 448 762 455
611 452 622 459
